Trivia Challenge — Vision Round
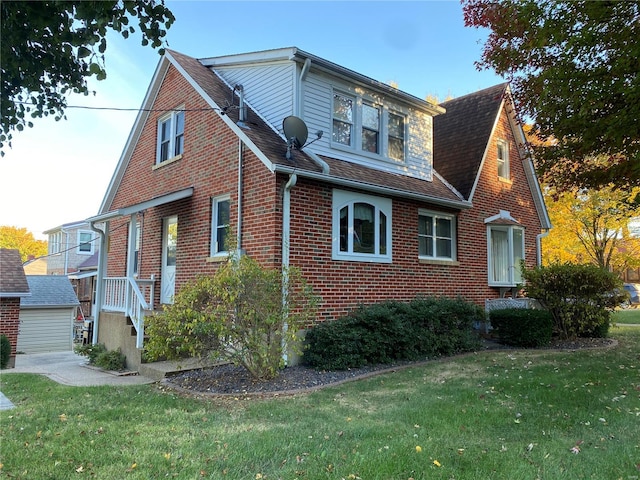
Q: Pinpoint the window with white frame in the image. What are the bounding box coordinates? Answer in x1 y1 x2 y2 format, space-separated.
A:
210 196 230 256
77 230 94 254
487 225 524 286
497 139 509 179
157 109 185 164
332 190 392 262
332 93 354 146
49 231 62 255
332 90 407 162
131 222 141 274
388 112 405 161
418 210 456 260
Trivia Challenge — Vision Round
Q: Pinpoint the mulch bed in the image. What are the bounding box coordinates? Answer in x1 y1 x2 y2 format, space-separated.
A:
163 336 616 397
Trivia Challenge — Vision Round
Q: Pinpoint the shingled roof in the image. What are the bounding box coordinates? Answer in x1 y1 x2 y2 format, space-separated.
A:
20 276 79 308
433 83 509 200
167 49 467 209
0 249 30 297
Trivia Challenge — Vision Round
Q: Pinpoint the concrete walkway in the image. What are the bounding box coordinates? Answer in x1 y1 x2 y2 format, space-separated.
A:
0 351 156 410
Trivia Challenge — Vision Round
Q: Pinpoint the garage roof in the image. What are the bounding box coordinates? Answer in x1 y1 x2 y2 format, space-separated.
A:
20 276 79 308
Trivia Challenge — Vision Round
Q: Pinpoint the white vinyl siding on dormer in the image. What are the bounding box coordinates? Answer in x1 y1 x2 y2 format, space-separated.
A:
212 62 296 130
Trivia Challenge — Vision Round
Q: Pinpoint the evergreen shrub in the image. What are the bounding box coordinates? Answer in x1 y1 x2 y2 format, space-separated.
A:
0 334 11 369
489 308 553 348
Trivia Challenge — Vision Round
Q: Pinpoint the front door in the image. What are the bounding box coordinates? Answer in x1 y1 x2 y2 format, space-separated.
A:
161 216 177 304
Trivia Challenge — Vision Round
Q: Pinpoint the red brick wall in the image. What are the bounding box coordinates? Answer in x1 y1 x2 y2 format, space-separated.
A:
104 64 544 322
0 297 20 362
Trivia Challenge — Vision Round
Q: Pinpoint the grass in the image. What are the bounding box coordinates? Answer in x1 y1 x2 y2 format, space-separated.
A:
1 327 639 479
612 308 640 325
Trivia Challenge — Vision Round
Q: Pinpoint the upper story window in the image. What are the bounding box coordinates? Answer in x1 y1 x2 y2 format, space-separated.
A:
332 94 354 146
497 139 509 179
49 231 62 255
361 103 380 153
487 223 524 287
418 210 456 261
388 112 405 161
332 90 406 163
77 230 94 255
332 189 392 263
157 109 185 164
210 196 230 256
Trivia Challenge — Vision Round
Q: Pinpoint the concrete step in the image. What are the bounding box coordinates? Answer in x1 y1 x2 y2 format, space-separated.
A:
138 356 222 381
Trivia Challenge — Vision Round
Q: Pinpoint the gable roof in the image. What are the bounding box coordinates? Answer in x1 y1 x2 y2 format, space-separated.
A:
20 276 79 308
433 83 508 200
0 249 30 297
96 49 470 218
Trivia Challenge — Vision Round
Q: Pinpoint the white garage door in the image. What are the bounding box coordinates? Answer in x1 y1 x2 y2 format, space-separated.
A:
17 308 74 353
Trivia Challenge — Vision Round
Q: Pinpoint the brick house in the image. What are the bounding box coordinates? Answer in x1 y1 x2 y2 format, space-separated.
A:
0 249 31 368
87 48 551 369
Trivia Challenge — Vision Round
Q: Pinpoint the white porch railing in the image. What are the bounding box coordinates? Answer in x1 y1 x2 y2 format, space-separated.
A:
103 276 155 348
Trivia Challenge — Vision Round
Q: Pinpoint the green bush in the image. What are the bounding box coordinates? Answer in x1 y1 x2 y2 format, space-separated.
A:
74 343 107 365
145 254 319 380
95 348 126 371
303 297 483 370
0 334 11 369
489 308 553 348
522 263 625 339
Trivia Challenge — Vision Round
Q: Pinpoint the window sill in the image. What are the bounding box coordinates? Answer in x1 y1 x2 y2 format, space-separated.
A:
332 253 392 263
206 255 228 263
330 142 406 166
153 154 183 170
418 258 459 266
498 176 512 185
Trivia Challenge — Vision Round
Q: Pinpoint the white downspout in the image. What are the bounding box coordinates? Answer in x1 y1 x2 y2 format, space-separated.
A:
237 139 244 254
89 220 109 345
281 173 297 365
536 230 550 266
298 58 330 175
61 227 70 275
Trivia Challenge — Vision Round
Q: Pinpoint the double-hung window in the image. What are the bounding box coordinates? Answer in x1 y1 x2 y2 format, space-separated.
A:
332 93 354 146
418 211 456 261
487 224 524 286
388 112 405 161
361 103 380 153
157 109 185 164
497 139 509 179
49 232 62 255
210 196 230 256
77 230 94 255
332 190 392 262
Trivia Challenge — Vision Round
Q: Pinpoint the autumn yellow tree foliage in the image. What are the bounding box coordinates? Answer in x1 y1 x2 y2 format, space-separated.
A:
0 226 48 262
542 185 640 274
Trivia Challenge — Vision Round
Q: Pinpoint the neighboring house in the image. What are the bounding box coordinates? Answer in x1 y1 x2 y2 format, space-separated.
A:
0 249 31 368
23 256 48 275
44 220 99 275
17 276 80 353
44 220 99 321
86 47 551 369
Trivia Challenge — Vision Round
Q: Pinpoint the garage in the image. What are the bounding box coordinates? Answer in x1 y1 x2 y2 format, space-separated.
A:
17 276 79 354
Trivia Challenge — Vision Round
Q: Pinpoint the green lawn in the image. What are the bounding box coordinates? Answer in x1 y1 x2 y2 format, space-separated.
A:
1 327 639 480
612 308 640 324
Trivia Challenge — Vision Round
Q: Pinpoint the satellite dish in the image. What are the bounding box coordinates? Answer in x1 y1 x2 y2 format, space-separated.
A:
283 116 309 149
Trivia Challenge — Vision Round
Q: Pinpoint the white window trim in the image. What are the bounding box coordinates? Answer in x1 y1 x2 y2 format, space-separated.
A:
487 224 525 287
331 88 407 164
497 139 510 179
76 230 94 255
49 232 62 255
156 108 185 165
332 189 392 263
210 195 230 257
418 209 456 261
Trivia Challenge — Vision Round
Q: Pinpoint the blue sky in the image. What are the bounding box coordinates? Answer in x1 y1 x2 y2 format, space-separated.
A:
0 0 503 240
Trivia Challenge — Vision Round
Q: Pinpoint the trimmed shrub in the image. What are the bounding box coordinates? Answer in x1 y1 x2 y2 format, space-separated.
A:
74 343 107 365
0 335 11 369
95 348 126 371
522 263 624 339
303 297 483 370
489 308 553 348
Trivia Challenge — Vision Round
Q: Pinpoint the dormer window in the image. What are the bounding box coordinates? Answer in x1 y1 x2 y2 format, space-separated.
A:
361 103 380 153
388 112 405 161
157 109 185 164
332 93 354 146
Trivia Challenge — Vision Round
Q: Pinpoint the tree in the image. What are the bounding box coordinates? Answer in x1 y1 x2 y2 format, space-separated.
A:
0 226 48 262
541 185 640 274
1 1 175 152
462 0 640 191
